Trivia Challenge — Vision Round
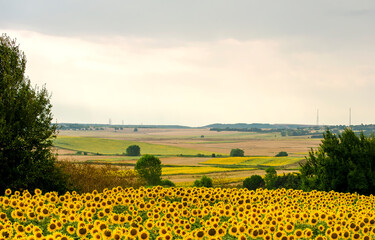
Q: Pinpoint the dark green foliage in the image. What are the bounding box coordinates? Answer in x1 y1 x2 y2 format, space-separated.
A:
161 179 175 187
230 148 244 157
274 173 301 190
0 34 70 194
134 127 138 132
263 167 302 190
135 154 161 186
300 128 375 195
275 151 288 157
194 175 213 188
243 175 265 190
264 167 277 189
126 145 140 156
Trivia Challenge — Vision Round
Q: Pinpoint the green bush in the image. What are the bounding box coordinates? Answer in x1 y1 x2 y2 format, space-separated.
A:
230 148 244 157
275 173 301 190
275 151 288 157
243 175 265 190
194 175 213 188
161 179 175 187
135 154 161 186
126 145 140 156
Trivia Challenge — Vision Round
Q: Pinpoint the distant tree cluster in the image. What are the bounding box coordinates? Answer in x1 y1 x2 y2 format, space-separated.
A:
230 148 244 157
126 145 141 156
275 151 288 157
280 129 310 137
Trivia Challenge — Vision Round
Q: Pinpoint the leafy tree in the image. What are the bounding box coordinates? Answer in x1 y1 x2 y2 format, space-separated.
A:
275 151 288 157
126 145 140 156
243 175 265 190
300 128 375 195
194 175 213 188
230 148 244 157
0 34 69 193
264 167 277 189
134 154 161 185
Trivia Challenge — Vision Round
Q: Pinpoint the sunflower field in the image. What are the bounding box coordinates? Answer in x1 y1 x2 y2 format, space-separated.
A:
1 187 375 240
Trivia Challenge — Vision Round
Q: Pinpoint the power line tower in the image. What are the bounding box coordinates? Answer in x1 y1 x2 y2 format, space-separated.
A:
109 118 112 125
316 109 319 126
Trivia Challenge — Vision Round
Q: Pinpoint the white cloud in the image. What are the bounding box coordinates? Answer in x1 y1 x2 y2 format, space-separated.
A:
2 29 375 126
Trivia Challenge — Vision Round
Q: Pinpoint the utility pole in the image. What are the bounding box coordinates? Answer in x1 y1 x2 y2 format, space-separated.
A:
349 108 351 127
316 109 319 126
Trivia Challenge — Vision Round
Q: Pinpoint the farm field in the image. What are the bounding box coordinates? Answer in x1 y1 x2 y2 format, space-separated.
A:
1 186 374 240
201 156 304 167
54 136 215 156
55 128 320 185
160 166 255 176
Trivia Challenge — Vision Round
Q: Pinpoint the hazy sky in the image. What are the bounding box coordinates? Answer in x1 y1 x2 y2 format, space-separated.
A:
1 0 374 126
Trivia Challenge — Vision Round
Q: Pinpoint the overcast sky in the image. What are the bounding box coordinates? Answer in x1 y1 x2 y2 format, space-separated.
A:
1 0 374 126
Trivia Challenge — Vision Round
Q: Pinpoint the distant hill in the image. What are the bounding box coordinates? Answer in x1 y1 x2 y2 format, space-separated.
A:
58 123 191 130
204 123 315 129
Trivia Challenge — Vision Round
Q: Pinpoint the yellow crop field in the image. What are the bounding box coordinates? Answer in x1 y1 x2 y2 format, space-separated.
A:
202 156 303 166
161 166 254 175
54 136 215 156
202 157 249 165
175 176 248 187
1 187 375 239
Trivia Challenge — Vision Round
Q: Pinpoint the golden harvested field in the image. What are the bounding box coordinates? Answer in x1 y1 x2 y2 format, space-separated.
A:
1 186 375 240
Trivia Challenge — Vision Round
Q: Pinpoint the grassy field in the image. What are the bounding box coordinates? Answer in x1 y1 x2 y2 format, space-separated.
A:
54 136 216 156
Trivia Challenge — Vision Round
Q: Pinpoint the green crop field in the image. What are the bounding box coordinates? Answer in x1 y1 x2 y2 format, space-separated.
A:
201 156 303 167
54 136 216 156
